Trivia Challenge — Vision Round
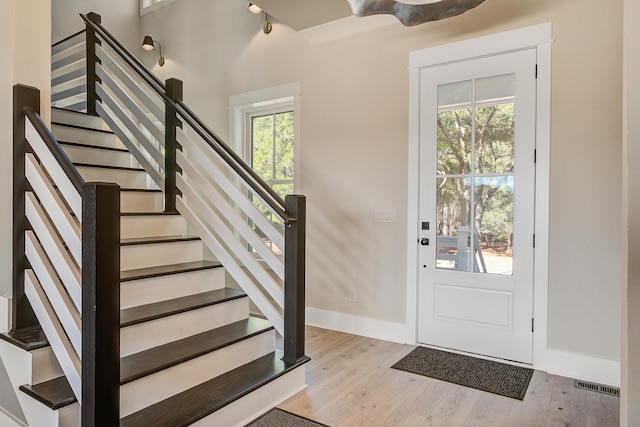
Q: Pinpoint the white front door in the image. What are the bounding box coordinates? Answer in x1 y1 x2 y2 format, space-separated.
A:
417 49 537 363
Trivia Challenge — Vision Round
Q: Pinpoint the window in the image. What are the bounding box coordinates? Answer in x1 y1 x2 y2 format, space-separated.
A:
230 83 301 194
140 0 176 15
230 83 300 256
248 108 295 200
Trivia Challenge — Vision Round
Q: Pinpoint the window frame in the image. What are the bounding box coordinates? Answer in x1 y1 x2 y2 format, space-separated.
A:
229 83 301 194
140 0 176 16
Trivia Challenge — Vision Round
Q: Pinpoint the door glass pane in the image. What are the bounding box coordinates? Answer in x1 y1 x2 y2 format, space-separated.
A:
436 177 471 271
437 80 472 175
474 176 513 275
435 75 515 276
475 74 515 174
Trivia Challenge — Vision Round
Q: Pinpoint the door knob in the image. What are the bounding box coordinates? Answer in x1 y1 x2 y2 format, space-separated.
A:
420 238 430 246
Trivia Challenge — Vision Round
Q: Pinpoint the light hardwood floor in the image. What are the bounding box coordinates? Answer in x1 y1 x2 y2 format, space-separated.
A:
277 327 620 427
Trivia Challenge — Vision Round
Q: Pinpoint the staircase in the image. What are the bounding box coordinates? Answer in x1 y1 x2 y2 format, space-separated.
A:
1 11 308 427
0 106 307 427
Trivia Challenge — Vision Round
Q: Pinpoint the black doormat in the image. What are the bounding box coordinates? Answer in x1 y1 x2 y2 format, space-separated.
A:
245 408 330 427
392 347 533 400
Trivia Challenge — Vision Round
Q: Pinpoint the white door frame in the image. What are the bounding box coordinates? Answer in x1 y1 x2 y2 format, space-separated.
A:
406 23 552 367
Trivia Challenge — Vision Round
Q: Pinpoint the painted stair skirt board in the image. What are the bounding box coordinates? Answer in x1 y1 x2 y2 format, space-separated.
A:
391 346 534 400
245 408 329 427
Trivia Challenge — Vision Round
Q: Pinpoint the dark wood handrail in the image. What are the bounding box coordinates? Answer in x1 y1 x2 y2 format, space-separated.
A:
52 29 86 49
23 107 85 192
79 13 294 223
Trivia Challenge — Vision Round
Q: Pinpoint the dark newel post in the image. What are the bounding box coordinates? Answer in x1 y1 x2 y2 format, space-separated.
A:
85 12 101 116
81 183 120 427
283 195 306 364
12 84 39 331
165 78 183 213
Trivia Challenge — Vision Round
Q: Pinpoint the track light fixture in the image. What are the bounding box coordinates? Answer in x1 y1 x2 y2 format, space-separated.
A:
142 35 165 67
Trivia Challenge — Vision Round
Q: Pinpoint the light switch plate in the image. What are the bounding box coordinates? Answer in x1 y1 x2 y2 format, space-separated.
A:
375 209 396 223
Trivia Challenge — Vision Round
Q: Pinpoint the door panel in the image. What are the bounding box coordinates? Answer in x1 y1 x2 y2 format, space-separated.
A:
418 49 536 363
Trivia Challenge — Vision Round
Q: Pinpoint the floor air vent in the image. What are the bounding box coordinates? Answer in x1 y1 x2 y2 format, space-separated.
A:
574 380 620 397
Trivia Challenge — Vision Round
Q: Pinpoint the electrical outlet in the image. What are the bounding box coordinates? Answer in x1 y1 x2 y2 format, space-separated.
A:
349 289 357 303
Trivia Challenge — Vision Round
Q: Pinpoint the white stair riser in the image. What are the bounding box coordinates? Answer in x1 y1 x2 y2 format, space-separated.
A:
51 125 117 148
0 342 74 427
0 342 60 391
31 347 65 385
75 166 149 189
120 330 275 417
120 240 203 271
62 144 137 169
52 109 104 130
121 268 226 309
16 392 78 427
121 215 186 240
194 365 307 427
121 191 164 213
120 297 249 357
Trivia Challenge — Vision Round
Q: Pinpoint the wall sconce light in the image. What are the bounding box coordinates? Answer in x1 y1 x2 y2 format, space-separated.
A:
142 35 165 67
263 14 272 34
248 2 262 14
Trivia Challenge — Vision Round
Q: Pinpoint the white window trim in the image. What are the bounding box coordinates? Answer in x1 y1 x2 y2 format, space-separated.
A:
140 0 177 16
229 83 301 193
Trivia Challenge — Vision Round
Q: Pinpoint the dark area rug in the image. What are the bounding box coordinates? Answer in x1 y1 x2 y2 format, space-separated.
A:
245 408 330 427
392 346 533 400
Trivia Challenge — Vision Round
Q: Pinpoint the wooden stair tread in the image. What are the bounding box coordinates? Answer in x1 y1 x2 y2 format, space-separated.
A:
120 211 181 217
51 121 114 134
120 188 162 193
74 162 145 172
119 351 309 427
19 377 76 410
120 235 200 246
120 288 246 328
121 260 222 282
0 326 48 351
58 140 129 152
15 318 274 411
120 317 273 384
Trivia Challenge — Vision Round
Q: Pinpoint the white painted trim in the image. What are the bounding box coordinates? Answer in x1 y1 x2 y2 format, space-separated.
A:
0 296 10 333
300 14 399 45
406 24 553 367
538 349 620 387
228 82 301 193
140 0 176 16
0 407 27 427
306 307 411 344
409 22 553 69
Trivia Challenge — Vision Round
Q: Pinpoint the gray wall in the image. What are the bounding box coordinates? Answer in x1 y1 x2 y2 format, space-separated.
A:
52 0 140 52
1 0 51 422
141 0 622 361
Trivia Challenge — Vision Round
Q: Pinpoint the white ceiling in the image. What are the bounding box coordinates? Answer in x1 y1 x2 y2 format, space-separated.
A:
248 0 354 31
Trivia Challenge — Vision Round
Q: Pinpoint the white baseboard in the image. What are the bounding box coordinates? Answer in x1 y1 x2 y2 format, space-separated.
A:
306 306 620 386
536 347 621 387
0 296 10 333
306 307 411 344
